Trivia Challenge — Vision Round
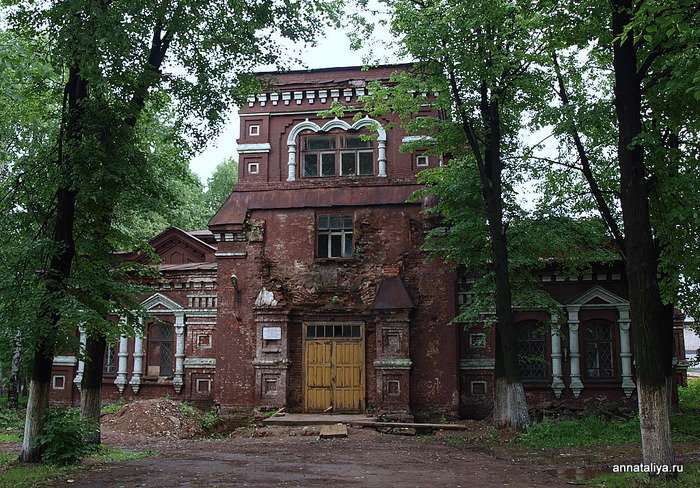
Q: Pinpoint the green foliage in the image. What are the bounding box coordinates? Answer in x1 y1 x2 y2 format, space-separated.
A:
205 157 238 214
0 463 82 488
100 400 127 415
679 378 700 411
517 413 700 448
33 408 98 465
200 411 223 431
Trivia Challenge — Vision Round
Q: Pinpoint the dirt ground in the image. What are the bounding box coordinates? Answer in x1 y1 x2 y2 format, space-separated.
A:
5 420 686 488
43 426 563 488
3 401 697 488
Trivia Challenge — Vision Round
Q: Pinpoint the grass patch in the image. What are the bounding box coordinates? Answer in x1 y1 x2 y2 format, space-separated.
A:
589 463 700 487
0 434 21 443
0 463 85 488
679 378 700 411
517 413 700 448
100 400 127 415
0 446 158 488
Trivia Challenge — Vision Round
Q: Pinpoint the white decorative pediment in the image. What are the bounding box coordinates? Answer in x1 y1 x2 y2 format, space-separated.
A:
141 293 184 312
567 285 628 308
286 116 386 146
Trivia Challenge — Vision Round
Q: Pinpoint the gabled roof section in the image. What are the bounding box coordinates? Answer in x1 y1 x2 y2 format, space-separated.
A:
567 285 628 308
141 292 184 311
137 227 216 265
372 276 415 310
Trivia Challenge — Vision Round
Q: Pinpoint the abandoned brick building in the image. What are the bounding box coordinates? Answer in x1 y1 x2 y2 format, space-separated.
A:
50 65 688 419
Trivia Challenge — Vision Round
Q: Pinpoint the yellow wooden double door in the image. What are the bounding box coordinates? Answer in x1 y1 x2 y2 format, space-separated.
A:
304 335 364 412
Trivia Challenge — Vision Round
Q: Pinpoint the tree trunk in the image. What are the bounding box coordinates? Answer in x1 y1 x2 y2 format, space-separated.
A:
20 66 86 463
8 331 22 409
20 351 53 462
80 335 106 445
611 0 675 471
483 98 530 431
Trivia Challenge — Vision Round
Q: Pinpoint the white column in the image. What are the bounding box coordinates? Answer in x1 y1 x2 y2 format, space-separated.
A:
287 144 296 181
618 306 635 397
130 318 144 394
567 307 583 397
173 312 186 393
378 139 387 177
549 314 565 398
74 328 87 389
115 331 129 393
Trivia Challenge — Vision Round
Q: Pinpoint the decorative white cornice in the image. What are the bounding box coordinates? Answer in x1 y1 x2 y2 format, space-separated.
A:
459 358 495 370
183 358 216 368
237 143 271 153
53 356 78 366
374 358 412 370
401 135 434 143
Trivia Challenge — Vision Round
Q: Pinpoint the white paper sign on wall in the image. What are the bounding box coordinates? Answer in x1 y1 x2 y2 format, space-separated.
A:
262 326 282 340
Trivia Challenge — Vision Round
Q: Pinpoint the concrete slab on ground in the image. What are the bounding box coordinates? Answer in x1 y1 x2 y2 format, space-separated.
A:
319 423 348 438
262 413 375 426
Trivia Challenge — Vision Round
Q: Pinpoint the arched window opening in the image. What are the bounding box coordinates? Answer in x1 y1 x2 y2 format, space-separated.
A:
517 321 547 379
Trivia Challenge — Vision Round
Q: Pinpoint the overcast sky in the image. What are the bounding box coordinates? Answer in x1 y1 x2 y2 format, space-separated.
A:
190 16 399 184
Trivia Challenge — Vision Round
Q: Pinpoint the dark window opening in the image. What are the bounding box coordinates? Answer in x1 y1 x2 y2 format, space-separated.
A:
517 321 547 379
302 133 374 177
148 323 173 377
306 324 361 338
584 319 615 379
317 214 353 258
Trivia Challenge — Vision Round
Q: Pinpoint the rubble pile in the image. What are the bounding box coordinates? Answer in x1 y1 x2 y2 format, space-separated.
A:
101 399 205 439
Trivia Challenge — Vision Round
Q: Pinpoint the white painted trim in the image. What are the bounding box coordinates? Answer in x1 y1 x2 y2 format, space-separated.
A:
460 358 495 370
141 292 184 311
285 116 387 181
237 143 271 153
53 356 78 366
401 135 434 143
373 358 412 370
567 285 628 308
184 357 217 368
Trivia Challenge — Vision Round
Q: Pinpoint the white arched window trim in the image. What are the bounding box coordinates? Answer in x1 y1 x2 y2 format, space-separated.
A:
286 116 387 181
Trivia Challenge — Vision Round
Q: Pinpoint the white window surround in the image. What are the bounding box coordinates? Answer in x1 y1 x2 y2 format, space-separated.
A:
286 117 387 180
564 286 634 398
116 293 187 394
416 155 429 167
52 375 66 390
195 378 212 394
249 124 260 136
248 162 260 174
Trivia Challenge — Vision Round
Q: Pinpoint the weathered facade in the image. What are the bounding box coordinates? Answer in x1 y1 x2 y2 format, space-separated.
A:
50 65 687 420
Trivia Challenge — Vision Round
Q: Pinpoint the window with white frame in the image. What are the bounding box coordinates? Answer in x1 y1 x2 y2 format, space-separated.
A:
416 155 429 167
195 378 211 394
302 133 374 177
52 375 66 390
317 214 353 258
248 124 260 136
247 162 259 174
